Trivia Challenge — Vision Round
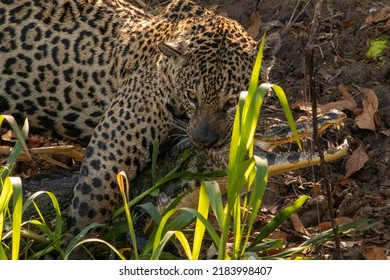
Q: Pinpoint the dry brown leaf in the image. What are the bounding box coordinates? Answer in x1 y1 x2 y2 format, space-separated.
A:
362 247 387 260
313 183 322 195
290 213 310 235
319 84 357 112
246 11 261 39
261 204 279 215
344 142 369 179
293 84 357 113
318 100 355 113
292 102 318 112
341 19 356 29
1 130 13 141
365 6 390 24
379 18 390 33
318 217 353 231
353 108 363 116
292 21 309 30
355 88 379 131
319 221 332 231
335 217 354 225
362 194 384 204
293 101 329 114
339 84 358 108
360 241 388 260
331 178 350 186
268 230 288 243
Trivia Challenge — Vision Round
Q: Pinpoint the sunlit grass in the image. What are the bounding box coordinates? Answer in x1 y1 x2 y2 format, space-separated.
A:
0 115 28 260
115 34 309 260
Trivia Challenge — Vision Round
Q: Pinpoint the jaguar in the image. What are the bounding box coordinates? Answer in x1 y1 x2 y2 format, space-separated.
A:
0 0 346 238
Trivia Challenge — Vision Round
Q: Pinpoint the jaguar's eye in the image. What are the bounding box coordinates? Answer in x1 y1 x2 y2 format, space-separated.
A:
224 97 238 110
187 91 197 102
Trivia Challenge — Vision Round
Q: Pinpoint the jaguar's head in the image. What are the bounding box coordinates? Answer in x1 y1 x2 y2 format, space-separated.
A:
157 14 281 149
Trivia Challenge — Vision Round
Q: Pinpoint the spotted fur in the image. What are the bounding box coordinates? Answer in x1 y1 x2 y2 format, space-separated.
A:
0 0 280 234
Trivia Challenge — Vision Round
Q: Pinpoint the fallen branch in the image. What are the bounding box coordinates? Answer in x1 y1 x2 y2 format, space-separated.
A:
0 145 84 162
303 0 343 259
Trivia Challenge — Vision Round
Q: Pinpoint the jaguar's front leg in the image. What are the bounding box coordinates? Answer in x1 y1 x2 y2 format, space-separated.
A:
68 92 173 235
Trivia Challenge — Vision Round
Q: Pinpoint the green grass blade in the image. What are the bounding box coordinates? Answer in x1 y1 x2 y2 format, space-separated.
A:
0 116 29 152
10 177 22 260
65 238 126 260
241 87 267 152
142 210 196 257
121 170 225 212
25 220 56 241
260 245 311 259
137 202 162 225
245 239 284 254
0 215 8 259
154 170 226 188
227 92 245 169
247 33 266 109
180 207 221 249
112 149 192 212
300 219 379 247
22 191 63 243
228 34 266 179
242 155 268 254
271 84 302 150
248 194 310 249
165 211 195 232
0 117 29 181
152 208 176 257
117 171 138 259
140 192 195 256
151 230 177 260
0 177 13 214
150 207 193 260
175 231 193 260
64 223 104 258
232 196 241 259
204 181 225 226
220 35 266 258
191 182 210 260
226 158 253 208
0 177 13 260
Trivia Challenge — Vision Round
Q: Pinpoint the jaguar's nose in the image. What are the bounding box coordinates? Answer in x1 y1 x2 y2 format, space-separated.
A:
190 123 219 148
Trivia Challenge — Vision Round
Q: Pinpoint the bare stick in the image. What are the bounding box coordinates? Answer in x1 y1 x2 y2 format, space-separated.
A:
303 0 343 259
282 0 313 37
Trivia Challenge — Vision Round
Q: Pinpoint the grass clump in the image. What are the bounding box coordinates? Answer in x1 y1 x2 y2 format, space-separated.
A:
116 34 310 260
0 115 28 260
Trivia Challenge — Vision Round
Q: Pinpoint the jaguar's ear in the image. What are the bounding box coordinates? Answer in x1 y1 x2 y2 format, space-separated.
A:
157 41 187 59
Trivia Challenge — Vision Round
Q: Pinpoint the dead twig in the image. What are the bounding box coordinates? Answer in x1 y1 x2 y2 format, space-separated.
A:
282 0 313 37
303 0 343 259
0 145 84 162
